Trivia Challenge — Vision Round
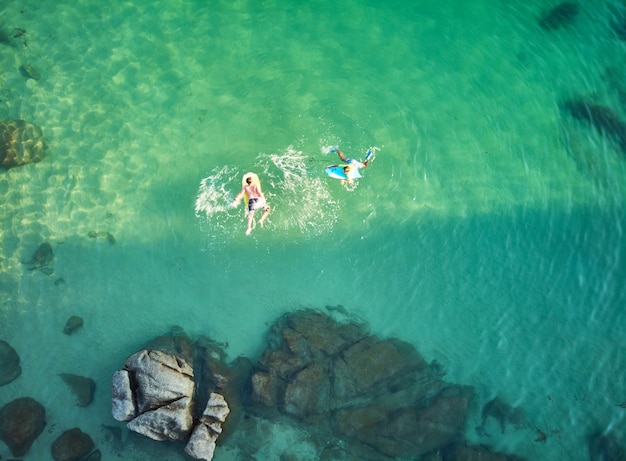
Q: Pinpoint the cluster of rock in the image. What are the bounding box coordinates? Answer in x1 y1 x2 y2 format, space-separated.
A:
5 308 625 460
0 397 99 460
111 330 246 461
108 311 530 460
0 325 97 459
0 118 46 169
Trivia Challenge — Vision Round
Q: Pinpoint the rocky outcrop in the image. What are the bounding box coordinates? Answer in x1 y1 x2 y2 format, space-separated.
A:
248 309 474 459
112 349 195 442
0 397 46 456
111 330 238 461
0 119 46 169
0 340 21 386
109 313 530 460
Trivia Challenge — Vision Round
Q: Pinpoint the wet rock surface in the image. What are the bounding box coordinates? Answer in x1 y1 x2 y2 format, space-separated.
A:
111 329 239 460
113 349 195 441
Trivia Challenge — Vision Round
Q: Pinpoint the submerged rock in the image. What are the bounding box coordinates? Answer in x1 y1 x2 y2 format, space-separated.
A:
23 242 54 273
0 340 21 386
0 119 46 169
479 396 527 435
87 231 116 244
443 444 526 460
588 431 626 461
59 373 96 407
248 309 474 459
19 63 41 80
63 315 84 335
0 397 46 457
51 428 95 461
560 98 626 155
539 2 579 30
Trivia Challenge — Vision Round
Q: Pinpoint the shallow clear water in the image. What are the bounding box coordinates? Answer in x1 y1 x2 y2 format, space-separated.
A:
1 0 625 460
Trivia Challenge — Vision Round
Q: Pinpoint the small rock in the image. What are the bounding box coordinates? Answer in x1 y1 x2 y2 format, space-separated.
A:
87 231 116 244
19 63 40 80
23 242 53 272
63 316 84 335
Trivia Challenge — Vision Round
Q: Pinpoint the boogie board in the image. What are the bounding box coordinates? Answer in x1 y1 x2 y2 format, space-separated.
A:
325 164 362 180
241 172 262 209
324 149 373 180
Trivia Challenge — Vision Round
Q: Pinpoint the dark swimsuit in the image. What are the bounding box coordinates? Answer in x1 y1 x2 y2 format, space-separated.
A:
248 198 259 212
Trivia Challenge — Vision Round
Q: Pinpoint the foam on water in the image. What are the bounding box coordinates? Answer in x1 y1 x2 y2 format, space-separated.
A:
195 147 340 243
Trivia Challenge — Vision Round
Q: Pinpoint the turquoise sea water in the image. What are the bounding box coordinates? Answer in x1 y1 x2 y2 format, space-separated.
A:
1 0 625 459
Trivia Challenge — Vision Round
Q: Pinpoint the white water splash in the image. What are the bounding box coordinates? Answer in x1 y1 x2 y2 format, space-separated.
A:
194 148 340 242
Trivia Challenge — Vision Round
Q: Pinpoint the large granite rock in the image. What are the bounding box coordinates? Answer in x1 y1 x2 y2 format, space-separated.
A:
0 119 46 169
0 397 46 456
0 340 21 386
248 309 474 459
112 349 195 441
111 330 238 461
185 392 231 461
